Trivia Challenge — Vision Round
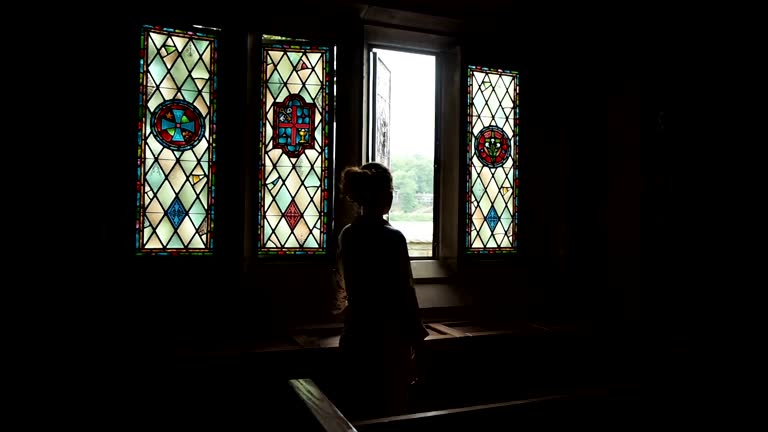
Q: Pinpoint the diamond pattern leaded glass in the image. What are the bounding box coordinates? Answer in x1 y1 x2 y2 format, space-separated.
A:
258 42 333 254
136 25 217 255
466 66 519 253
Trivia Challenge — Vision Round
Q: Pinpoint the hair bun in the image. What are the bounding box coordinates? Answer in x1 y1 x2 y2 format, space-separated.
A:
341 163 393 207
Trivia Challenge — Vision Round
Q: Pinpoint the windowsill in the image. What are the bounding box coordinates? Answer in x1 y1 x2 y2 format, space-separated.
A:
411 259 468 311
415 282 469 311
411 259 454 282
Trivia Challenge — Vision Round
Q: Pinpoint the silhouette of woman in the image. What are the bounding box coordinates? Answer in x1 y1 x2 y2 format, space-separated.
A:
334 162 428 419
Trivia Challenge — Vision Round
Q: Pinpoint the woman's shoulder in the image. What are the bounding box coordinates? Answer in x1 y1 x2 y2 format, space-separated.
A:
382 223 407 242
339 219 406 244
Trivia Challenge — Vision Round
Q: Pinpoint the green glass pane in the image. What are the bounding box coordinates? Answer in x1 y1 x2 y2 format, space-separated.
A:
193 39 209 56
188 235 205 248
148 55 168 86
274 185 293 212
478 193 492 214
170 60 190 91
305 71 321 88
287 51 302 66
156 181 176 208
178 183 197 209
183 43 202 71
478 222 491 245
304 172 320 188
304 235 319 249
471 176 485 201
167 233 185 248
276 55 295 81
145 162 165 192
156 217 175 243
274 218 291 244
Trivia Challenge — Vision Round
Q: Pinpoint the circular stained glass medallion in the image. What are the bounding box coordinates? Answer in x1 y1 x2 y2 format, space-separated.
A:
475 126 511 168
151 99 205 151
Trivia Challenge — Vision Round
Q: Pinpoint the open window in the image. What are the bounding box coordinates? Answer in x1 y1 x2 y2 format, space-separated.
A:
368 47 436 258
363 19 462 280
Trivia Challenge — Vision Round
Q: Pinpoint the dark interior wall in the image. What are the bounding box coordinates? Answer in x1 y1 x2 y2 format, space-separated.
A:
93 2 720 349
456 13 651 325
630 18 733 342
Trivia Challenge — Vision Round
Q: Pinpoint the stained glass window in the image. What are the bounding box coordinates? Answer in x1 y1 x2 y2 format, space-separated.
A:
136 25 218 255
466 65 519 254
258 39 333 255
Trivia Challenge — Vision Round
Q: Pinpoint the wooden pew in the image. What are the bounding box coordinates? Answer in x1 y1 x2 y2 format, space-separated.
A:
353 386 663 431
288 377 578 432
289 378 665 432
353 395 569 431
289 378 358 432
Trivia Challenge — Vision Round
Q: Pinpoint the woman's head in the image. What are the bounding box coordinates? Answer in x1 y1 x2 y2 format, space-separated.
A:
340 162 393 215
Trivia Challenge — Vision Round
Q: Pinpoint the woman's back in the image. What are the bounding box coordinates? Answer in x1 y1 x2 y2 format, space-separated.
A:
338 215 424 344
